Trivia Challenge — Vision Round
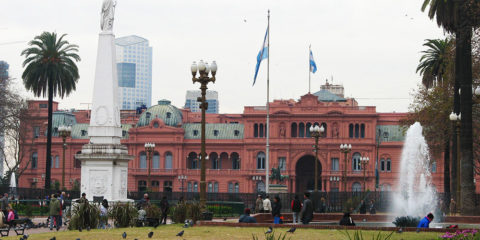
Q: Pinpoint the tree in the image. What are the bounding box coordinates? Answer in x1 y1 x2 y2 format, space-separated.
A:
422 0 480 214
414 37 454 201
416 38 452 88
21 32 80 189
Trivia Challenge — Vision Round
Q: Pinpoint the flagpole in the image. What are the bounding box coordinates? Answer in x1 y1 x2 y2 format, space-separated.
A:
265 9 270 194
308 45 311 94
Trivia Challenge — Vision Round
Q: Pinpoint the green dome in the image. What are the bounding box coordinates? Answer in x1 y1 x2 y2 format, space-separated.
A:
137 100 183 127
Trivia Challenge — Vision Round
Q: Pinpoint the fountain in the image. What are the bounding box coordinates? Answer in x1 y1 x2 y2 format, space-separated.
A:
392 122 437 218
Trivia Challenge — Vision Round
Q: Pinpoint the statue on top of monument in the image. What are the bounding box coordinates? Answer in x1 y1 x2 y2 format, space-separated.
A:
101 0 117 32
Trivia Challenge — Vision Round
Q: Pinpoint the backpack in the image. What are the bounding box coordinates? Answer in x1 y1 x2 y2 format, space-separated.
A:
292 199 302 212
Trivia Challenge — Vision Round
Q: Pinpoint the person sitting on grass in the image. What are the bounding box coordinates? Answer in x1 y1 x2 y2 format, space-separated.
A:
417 213 434 228
239 208 257 223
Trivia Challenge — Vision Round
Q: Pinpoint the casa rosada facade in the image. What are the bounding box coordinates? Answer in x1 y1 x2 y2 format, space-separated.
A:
19 89 452 194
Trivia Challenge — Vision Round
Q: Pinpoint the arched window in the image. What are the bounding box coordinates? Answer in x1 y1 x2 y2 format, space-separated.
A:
386 158 391 172
228 182 233 193
210 152 219 169
352 152 361 171
257 152 266 169
188 152 197 169
214 182 219 192
352 182 362 192
380 158 385 172
55 155 59 168
360 124 365 138
194 182 198 192
355 124 359 138
153 152 160 169
299 123 305 138
235 183 239 193
187 182 192 192
208 182 213 192
231 152 240 169
291 123 297 138
74 151 82 168
254 123 258 138
259 124 264 138
31 152 38 169
139 151 147 169
349 124 354 138
165 152 172 169
138 180 147 192
306 122 312 137
220 152 228 169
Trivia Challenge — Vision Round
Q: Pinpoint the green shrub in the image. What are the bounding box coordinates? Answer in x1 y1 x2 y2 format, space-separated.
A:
171 202 187 223
392 216 420 228
110 202 138 228
24 205 33 217
68 201 100 230
171 201 202 223
145 204 161 219
187 201 202 223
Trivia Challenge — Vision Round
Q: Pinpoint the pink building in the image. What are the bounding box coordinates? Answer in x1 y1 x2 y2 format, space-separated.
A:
18 86 453 194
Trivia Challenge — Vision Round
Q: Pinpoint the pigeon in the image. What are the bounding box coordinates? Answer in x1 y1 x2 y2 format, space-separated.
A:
78 227 82 232
22 234 29 240
148 231 154 238
76 239 80 240
50 237 56 240
287 227 296 233
176 230 184 237
265 226 273 234
183 223 189 228
397 228 403 234
153 222 160 229
122 232 127 239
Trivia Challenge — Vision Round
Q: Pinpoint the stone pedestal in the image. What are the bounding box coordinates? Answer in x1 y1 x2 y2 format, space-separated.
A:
268 184 288 193
76 31 133 201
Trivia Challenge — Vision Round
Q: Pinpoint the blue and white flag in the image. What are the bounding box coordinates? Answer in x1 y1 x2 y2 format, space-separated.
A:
309 49 317 73
253 26 269 86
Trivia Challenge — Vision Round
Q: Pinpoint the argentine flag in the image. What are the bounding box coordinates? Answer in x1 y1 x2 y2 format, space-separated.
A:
309 49 317 73
253 26 269 86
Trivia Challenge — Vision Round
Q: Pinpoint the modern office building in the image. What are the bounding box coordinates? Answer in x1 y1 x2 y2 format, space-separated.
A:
115 35 153 110
185 90 219 114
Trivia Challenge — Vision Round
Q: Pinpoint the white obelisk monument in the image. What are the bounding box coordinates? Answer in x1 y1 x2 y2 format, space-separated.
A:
76 0 133 201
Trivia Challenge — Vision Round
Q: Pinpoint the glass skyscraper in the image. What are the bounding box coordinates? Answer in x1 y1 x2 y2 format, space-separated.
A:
115 35 152 110
185 90 219 114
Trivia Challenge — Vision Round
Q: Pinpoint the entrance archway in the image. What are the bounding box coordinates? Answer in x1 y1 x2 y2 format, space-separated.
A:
295 155 322 192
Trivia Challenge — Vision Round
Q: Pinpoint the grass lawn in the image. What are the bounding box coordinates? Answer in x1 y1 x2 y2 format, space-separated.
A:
4 225 442 240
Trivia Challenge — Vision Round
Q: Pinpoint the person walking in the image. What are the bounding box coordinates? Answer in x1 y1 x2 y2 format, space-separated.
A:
1 193 9 218
449 198 456 216
255 195 263 213
99 199 109 229
49 194 61 231
272 196 282 224
263 196 271 213
160 196 169 224
291 195 302 224
300 192 314 224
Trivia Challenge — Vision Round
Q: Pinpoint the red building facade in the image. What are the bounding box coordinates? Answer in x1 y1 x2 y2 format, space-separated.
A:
18 88 455 194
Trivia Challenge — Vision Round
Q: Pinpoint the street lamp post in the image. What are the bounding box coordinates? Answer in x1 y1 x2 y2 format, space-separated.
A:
58 125 71 190
360 156 370 192
191 60 217 208
144 142 155 191
339 144 352 192
178 175 187 197
449 112 461 213
310 124 325 192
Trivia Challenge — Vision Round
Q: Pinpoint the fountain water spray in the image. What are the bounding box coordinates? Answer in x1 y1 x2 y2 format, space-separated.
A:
392 122 437 217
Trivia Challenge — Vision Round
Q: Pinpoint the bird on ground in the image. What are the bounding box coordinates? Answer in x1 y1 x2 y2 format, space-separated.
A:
148 231 154 238
154 222 160 229
397 228 403 234
265 226 273 234
22 234 29 239
86 226 91 231
76 238 80 240
50 237 56 240
122 232 127 239
287 227 296 233
177 230 185 237
78 227 82 232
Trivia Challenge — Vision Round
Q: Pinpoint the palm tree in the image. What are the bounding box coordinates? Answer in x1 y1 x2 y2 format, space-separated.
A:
422 0 480 214
416 38 453 202
416 38 451 89
21 32 80 190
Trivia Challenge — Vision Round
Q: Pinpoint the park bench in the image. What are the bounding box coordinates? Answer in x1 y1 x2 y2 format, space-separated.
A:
0 218 32 236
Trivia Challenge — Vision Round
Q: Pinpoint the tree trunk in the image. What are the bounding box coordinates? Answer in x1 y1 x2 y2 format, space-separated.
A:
44 78 53 190
451 61 460 204
457 2 475 215
444 137 451 206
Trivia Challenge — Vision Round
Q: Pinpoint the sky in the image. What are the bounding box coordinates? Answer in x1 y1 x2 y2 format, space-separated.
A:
0 0 446 113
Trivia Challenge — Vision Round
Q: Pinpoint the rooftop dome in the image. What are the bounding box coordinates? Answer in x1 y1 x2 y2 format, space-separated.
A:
137 100 183 127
